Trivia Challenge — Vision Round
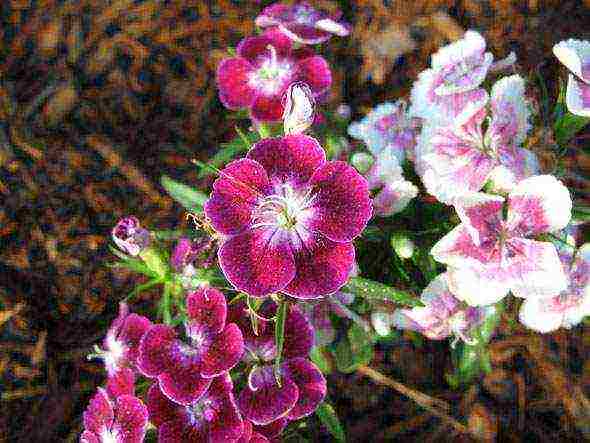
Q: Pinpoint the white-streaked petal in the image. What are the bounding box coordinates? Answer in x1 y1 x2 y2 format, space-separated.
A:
490 75 531 145
553 39 590 83
565 73 590 117
453 192 504 245
518 297 564 333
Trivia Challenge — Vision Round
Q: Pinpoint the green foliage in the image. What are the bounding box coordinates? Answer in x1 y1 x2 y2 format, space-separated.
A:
310 346 332 374
316 402 346 442
343 277 423 307
274 299 288 383
160 175 208 212
554 112 590 146
332 323 373 373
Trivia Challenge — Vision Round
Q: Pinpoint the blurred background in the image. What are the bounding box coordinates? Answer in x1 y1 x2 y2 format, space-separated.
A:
1 1 589 441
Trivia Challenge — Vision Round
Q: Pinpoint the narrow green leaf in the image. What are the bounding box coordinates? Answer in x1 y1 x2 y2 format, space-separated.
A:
125 277 165 301
197 127 257 178
160 282 173 325
554 112 590 146
138 247 170 279
160 175 207 212
316 402 346 442
348 324 374 366
274 300 288 384
343 277 423 307
332 338 355 373
108 246 157 277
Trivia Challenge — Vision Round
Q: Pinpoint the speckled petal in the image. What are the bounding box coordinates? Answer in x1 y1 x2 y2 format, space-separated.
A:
283 306 315 359
119 313 152 366
137 324 176 378
201 323 244 378
296 56 332 94
112 395 148 443
247 135 326 187
159 419 195 443
218 228 296 297
307 161 372 242
80 431 99 443
253 417 288 439
237 29 293 61
453 192 504 246
216 58 256 110
250 94 285 122
106 368 135 399
83 388 114 436
283 358 326 420
186 287 227 335
208 375 244 443
146 383 182 428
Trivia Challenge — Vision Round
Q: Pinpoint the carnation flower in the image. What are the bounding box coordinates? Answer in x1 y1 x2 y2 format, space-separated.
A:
393 272 488 343
519 243 590 332
146 374 244 443
112 216 150 256
348 100 418 160
421 75 539 204
229 303 326 426
94 303 152 377
431 175 572 306
255 2 350 45
137 288 244 405
81 388 148 443
216 29 331 122
204 134 372 298
553 39 590 117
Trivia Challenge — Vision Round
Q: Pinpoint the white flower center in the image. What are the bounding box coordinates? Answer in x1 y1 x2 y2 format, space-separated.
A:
103 335 126 374
252 184 316 233
249 45 294 96
100 428 119 443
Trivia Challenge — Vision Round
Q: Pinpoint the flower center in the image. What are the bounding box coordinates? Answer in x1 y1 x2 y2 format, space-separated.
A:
188 396 216 426
250 45 294 96
252 184 315 233
100 428 119 443
294 5 317 25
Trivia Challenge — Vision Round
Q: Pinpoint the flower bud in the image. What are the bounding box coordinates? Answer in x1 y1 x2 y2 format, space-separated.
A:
350 152 374 174
390 233 415 259
282 82 315 135
112 216 150 256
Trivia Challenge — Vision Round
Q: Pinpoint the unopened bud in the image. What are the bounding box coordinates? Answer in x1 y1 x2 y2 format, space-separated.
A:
350 152 374 174
112 216 151 256
390 233 415 259
282 82 315 135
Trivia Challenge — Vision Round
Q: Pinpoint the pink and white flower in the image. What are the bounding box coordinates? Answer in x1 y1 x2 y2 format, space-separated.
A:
255 2 350 45
112 217 151 257
553 39 590 117
519 243 590 332
431 175 572 306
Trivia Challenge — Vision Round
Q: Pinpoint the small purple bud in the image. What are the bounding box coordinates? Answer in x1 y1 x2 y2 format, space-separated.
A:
112 216 150 256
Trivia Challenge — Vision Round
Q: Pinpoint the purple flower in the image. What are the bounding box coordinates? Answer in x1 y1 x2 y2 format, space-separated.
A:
80 388 148 443
393 272 487 343
137 288 244 405
421 75 539 204
146 374 244 443
229 304 326 426
105 367 136 399
112 216 151 256
431 175 572 306
96 303 152 377
170 237 214 273
553 39 590 117
519 243 590 332
204 135 372 299
255 2 350 45
237 421 273 443
216 29 332 122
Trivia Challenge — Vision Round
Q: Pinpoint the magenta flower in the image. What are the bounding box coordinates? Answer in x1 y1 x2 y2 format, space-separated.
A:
80 388 148 443
112 216 151 256
519 243 590 332
95 303 152 377
237 421 271 443
431 175 572 306
393 273 487 343
255 2 350 45
553 39 590 117
137 288 244 405
146 374 244 443
229 304 326 426
204 135 372 298
105 367 136 399
216 29 332 122
421 75 539 204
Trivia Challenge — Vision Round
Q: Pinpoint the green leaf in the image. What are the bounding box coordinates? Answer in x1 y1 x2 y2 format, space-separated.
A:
108 246 158 278
554 112 590 146
125 277 165 301
343 277 423 307
332 324 374 373
160 175 207 212
274 300 288 384
138 247 170 279
316 402 346 442
332 338 355 373
197 127 257 178
310 346 332 374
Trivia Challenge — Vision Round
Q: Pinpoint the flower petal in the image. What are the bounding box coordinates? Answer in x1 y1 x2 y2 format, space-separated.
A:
565 73 590 117
83 388 114 436
283 306 315 359
247 135 326 187
237 29 293 61
431 224 494 269
518 296 566 333
205 159 271 236
250 94 285 122
446 265 511 307
284 235 355 299
373 181 418 216
219 228 296 297
208 375 244 443
158 418 194 443
253 417 288 439
119 313 152 366
137 324 176 378
216 58 256 110
106 368 135 399
112 395 149 443
283 24 331 45
489 75 530 145
201 323 245 378
553 39 590 83
307 161 372 242
186 287 227 335
282 358 326 420
146 383 182 428
296 56 332 94
80 431 99 443
453 192 504 246
507 175 572 236
238 365 299 426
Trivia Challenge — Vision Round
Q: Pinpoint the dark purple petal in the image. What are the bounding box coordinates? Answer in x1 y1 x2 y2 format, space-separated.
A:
307 161 372 242
119 313 152 366
208 376 244 443
216 58 256 110
238 365 299 426
237 30 293 62
282 358 326 420
201 323 245 378
186 287 227 335
247 135 326 187
112 216 150 256
106 368 135 399
80 431 99 443
283 306 314 359
284 235 355 299
284 24 331 44
254 417 288 439
218 229 296 297
205 159 271 236
112 395 148 443
146 383 182 427
159 418 194 443
83 388 114 436
250 94 285 122
137 324 176 377
296 56 332 94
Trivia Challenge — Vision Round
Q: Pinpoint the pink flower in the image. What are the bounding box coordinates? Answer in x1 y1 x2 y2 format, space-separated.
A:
421 75 539 204
146 375 244 443
80 388 148 443
431 175 572 306
553 39 590 117
204 135 372 298
519 243 590 332
255 2 350 45
216 29 332 122
137 288 244 405
112 217 150 256
393 272 488 343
